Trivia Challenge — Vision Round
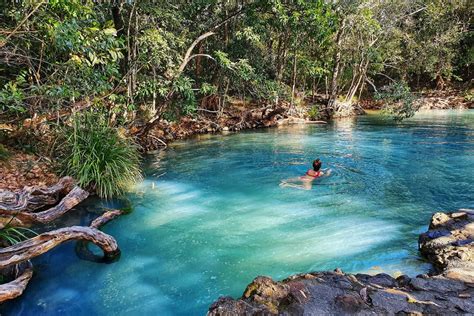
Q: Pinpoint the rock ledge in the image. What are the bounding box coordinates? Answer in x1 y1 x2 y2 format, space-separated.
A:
208 210 474 315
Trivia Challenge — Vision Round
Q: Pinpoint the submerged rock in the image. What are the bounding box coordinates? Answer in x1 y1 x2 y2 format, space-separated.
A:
208 210 474 315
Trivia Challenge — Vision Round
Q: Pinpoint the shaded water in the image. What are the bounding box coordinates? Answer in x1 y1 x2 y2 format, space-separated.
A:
3 110 474 315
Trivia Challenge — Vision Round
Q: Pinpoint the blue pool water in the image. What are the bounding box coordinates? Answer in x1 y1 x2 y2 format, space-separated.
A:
3 110 474 315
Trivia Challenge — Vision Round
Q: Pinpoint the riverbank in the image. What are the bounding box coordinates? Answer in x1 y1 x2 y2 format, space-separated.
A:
360 89 474 110
209 210 474 315
140 89 473 151
1 101 318 190
138 100 324 152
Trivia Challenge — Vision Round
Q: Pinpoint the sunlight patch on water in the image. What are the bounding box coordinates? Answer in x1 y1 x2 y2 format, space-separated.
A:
254 217 401 265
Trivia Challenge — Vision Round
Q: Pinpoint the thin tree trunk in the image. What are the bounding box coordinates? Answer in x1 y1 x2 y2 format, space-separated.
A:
326 18 346 117
290 48 297 107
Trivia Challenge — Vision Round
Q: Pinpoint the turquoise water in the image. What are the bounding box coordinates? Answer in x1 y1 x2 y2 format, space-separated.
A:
3 110 474 315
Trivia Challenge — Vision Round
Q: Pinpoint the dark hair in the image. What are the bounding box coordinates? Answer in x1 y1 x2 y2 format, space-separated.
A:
313 159 322 171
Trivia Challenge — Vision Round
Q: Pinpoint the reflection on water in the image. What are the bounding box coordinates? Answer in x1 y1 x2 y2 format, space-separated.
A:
3 110 474 316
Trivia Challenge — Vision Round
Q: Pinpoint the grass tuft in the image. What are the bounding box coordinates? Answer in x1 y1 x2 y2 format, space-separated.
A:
60 111 142 199
0 226 37 246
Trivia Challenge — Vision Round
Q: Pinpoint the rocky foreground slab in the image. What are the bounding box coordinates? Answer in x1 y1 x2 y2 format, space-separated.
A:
208 210 474 315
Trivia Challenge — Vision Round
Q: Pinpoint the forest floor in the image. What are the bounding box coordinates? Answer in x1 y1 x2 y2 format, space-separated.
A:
0 149 58 191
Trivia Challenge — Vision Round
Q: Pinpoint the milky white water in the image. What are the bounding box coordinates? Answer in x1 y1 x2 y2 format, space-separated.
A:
3 110 474 315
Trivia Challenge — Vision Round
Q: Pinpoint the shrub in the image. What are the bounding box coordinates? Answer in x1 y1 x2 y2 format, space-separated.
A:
307 105 320 120
0 144 10 161
376 82 417 121
60 111 142 198
463 89 474 102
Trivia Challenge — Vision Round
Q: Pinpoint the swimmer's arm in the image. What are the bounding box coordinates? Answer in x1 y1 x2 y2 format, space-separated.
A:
283 177 304 182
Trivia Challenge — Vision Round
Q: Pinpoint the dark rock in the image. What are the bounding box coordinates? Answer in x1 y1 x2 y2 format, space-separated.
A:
207 296 266 315
334 294 365 312
208 272 474 315
396 275 412 287
355 273 397 288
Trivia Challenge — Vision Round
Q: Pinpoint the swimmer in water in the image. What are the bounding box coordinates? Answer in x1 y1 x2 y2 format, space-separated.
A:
280 158 331 190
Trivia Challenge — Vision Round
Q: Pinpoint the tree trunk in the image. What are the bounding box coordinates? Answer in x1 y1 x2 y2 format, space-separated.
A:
325 18 346 118
290 49 297 107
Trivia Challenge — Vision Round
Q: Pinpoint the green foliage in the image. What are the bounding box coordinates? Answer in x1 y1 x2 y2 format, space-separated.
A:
463 89 474 102
307 105 320 121
0 226 37 246
200 83 218 96
0 144 10 161
376 82 417 121
0 0 472 127
173 76 197 115
60 111 142 198
0 71 28 116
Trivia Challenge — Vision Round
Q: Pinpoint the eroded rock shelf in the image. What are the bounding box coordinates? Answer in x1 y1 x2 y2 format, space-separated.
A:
208 210 474 315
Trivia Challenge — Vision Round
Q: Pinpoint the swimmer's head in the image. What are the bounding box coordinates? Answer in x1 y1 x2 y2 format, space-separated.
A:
313 159 322 171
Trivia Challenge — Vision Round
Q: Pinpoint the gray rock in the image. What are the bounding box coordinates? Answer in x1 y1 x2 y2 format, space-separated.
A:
419 210 474 283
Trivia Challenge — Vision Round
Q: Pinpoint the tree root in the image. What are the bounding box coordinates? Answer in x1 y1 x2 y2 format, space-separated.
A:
0 261 33 303
0 226 120 268
76 209 124 263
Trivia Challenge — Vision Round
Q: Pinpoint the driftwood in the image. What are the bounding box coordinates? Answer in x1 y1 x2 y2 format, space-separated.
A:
77 209 125 263
90 209 124 229
0 261 33 302
0 226 120 268
0 178 124 303
0 225 121 303
0 176 75 213
0 177 88 228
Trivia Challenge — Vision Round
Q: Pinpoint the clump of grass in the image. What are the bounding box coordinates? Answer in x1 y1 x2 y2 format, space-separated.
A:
60 111 142 199
0 226 37 246
0 143 10 161
307 105 320 120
